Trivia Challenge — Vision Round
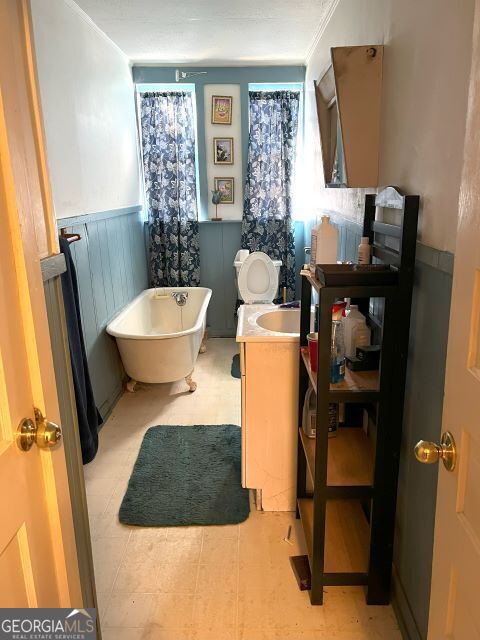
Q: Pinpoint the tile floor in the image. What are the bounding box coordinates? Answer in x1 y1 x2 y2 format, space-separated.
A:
84 338 401 639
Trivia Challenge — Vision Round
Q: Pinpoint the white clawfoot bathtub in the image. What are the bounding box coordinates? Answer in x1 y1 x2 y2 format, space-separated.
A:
107 287 211 391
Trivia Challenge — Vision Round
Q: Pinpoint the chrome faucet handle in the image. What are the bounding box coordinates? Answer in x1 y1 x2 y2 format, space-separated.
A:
171 291 188 306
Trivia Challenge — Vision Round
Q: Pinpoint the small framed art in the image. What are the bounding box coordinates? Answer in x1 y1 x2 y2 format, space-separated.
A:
212 95 232 125
213 137 234 165
214 177 234 204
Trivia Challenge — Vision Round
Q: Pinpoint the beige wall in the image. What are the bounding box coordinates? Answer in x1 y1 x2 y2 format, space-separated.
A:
204 84 243 220
31 0 142 219
304 0 475 252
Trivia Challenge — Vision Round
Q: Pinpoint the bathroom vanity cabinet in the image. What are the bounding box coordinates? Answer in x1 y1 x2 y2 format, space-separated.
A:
296 188 419 605
237 309 299 512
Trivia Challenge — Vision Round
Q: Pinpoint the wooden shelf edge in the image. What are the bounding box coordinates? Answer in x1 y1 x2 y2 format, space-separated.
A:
300 269 397 294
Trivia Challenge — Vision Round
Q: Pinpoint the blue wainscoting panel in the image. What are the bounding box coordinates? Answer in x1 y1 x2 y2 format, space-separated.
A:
222 223 244 334
199 221 224 335
199 222 242 337
58 206 148 419
393 260 452 640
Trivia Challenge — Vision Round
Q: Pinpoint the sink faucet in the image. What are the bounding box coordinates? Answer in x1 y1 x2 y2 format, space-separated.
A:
171 291 188 306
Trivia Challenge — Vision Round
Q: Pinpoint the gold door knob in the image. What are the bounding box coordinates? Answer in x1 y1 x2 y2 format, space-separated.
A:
414 431 456 472
17 408 62 452
34 408 62 448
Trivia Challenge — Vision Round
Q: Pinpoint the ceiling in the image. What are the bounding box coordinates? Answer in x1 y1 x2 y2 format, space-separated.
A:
74 0 337 64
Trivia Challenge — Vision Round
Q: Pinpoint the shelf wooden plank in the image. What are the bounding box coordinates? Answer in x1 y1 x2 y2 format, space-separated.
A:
301 347 379 394
299 427 374 486
298 498 370 574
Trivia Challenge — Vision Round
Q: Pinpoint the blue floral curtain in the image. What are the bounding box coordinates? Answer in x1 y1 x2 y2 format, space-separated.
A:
140 91 200 286
242 90 300 301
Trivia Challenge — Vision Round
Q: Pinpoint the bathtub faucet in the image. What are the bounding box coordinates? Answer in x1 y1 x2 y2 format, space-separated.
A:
171 291 188 306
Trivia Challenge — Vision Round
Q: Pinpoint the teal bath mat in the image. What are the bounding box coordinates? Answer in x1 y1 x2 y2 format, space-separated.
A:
231 354 241 379
119 425 250 526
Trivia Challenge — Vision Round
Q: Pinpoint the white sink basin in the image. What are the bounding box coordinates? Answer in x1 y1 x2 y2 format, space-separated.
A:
255 309 300 334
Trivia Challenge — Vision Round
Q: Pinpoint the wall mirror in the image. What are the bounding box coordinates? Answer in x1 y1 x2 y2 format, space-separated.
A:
315 45 384 188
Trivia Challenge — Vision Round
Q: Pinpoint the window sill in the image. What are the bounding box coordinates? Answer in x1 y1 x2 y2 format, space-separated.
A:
198 219 242 224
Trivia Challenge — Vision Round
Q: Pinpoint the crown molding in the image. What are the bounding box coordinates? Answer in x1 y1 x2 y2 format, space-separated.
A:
305 0 340 65
130 60 306 68
62 0 129 61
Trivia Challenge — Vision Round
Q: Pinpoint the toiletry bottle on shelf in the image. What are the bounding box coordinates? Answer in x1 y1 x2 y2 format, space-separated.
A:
352 319 371 354
302 386 316 438
358 237 371 264
332 301 346 321
316 215 338 265
309 222 320 273
328 403 339 438
330 320 345 383
337 297 350 428
343 304 366 359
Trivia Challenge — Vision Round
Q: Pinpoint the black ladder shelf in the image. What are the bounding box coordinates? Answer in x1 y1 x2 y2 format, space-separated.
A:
296 187 419 605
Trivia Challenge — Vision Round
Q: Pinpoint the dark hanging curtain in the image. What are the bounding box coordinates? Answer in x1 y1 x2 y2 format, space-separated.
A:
59 237 101 464
140 91 200 286
241 90 300 301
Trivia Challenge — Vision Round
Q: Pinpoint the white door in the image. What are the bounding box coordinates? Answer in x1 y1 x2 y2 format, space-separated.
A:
426 2 480 637
0 0 81 606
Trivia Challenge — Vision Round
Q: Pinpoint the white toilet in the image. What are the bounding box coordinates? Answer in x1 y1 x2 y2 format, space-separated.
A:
233 250 282 303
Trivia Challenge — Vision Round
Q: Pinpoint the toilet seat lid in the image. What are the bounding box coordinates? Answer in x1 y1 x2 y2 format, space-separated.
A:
238 251 278 303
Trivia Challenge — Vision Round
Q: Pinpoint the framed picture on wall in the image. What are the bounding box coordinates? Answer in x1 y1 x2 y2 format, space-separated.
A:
212 95 232 124
213 137 234 165
214 177 234 204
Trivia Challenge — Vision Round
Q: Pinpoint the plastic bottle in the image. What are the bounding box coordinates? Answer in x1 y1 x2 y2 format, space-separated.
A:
352 319 371 355
313 304 319 332
309 222 320 273
328 403 338 438
332 301 346 321
330 320 345 383
316 215 338 264
302 385 338 438
358 237 371 264
302 386 316 438
343 305 366 359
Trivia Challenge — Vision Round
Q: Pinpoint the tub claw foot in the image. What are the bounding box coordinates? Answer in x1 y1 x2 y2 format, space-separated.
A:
199 329 208 354
126 379 137 393
185 372 197 393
